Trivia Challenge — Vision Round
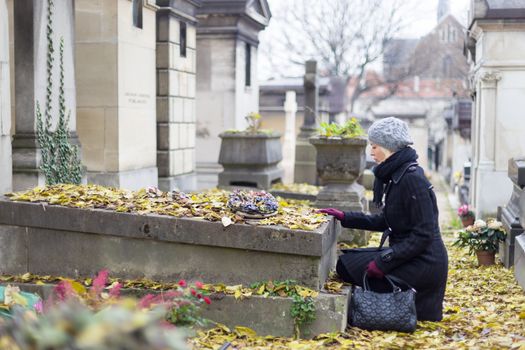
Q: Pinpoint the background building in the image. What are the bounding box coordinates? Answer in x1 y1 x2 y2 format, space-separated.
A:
194 0 271 190
354 5 471 175
466 0 525 216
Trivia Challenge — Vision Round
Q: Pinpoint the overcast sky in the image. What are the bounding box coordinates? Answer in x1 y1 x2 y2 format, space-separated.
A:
258 0 471 80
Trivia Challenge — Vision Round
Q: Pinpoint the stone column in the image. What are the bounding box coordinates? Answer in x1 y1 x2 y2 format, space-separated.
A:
470 70 501 216
195 0 271 190
156 1 199 191
12 0 79 191
294 60 318 184
282 91 297 184
75 0 158 190
0 0 12 194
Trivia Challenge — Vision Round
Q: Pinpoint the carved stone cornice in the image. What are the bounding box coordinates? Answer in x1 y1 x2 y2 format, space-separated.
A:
479 70 502 87
156 0 200 24
469 23 483 40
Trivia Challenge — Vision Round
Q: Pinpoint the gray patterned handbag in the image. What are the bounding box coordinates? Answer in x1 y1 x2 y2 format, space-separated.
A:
350 272 417 332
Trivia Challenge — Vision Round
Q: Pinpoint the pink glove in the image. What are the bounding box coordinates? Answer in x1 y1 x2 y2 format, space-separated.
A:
366 261 385 279
317 208 344 221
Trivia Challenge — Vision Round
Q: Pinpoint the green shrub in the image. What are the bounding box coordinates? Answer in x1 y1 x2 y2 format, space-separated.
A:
318 117 364 138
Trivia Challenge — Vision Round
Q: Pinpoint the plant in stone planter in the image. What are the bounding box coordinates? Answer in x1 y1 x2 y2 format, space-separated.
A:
223 112 273 135
218 112 283 189
457 204 475 227
453 218 507 266
245 112 262 134
310 118 368 245
317 117 365 138
309 118 367 200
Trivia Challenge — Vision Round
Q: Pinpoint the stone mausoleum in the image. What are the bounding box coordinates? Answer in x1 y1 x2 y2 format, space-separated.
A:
0 0 271 193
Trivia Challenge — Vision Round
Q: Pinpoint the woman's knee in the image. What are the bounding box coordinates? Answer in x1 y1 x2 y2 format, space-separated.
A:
336 259 354 283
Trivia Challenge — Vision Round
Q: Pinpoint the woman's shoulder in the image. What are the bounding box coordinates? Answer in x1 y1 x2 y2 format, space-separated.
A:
399 165 432 191
391 161 420 184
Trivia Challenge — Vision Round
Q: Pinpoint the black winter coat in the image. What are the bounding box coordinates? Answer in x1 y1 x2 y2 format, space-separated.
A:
337 162 448 321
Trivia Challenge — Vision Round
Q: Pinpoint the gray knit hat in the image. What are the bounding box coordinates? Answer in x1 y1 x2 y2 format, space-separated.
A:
367 117 413 151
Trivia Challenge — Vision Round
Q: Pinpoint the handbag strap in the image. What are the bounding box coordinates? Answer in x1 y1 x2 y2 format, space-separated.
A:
378 229 390 249
363 272 398 292
362 272 416 293
386 275 416 292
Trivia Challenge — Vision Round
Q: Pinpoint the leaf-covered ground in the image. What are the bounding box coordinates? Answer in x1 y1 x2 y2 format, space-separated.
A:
190 233 525 349
191 177 525 349
3 182 525 348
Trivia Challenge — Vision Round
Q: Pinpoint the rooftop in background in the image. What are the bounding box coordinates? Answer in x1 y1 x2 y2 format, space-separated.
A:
259 77 331 90
356 76 469 99
259 76 348 114
469 0 525 27
383 39 419 72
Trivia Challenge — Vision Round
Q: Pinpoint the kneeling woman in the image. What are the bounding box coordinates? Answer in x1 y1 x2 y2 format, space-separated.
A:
320 117 448 321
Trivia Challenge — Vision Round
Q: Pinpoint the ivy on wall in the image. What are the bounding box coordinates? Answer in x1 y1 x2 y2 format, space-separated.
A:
36 0 82 185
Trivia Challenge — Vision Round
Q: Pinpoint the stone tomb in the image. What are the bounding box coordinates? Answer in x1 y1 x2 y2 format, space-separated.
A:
0 197 349 337
0 198 337 289
498 159 525 267
515 160 525 289
516 234 525 290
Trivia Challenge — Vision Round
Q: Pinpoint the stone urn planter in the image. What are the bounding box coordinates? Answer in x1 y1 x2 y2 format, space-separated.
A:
310 136 368 245
218 132 284 189
309 136 368 210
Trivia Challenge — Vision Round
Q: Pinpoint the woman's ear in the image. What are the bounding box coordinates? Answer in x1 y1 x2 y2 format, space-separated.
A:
380 146 394 160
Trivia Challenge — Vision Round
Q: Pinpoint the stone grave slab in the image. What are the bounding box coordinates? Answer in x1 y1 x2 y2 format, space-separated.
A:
0 198 337 289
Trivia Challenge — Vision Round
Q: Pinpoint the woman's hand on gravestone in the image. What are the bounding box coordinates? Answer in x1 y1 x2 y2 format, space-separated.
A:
317 208 344 221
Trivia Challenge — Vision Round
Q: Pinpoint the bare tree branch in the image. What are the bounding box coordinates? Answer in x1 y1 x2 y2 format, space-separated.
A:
261 0 412 110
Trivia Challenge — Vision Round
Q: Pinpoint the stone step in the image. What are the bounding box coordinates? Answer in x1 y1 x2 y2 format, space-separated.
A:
3 282 351 339
201 288 350 338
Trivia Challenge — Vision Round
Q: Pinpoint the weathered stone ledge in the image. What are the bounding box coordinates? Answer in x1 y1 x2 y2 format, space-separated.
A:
0 198 338 288
269 190 317 202
2 282 351 338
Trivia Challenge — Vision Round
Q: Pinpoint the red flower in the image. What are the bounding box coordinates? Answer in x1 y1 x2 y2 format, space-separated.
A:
203 296 211 305
54 281 74 301
195 281 204 289
197 293 202 299
108 282 122 297
92 269 109 295
178 279 187 287
190 289 197 296
138 294 155 309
